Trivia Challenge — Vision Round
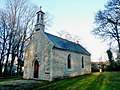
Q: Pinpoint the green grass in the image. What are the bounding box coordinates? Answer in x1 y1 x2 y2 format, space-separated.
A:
0 76 23 82
34 72 120 90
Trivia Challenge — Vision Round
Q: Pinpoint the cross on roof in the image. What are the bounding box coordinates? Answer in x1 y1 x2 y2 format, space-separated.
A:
40 6 42 11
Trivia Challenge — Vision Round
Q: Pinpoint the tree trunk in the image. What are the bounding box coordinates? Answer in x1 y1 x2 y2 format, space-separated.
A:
0 25 7 75
17 25 27 76
4 52 10 75
0 52 4 75
0 53 4 75
115 21 120 53
0 57 4 75
118 40 120 53
0 61 2 75
17 59 20 76
9 53 15 75
4 31 12 75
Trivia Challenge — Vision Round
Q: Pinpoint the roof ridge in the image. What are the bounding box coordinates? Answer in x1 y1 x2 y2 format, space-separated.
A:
45 32 80 45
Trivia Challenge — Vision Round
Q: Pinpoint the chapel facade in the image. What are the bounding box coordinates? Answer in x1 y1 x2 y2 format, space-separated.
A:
23 9 91 81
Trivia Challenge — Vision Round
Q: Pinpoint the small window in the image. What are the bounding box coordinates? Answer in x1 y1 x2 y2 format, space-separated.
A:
68 54 71 69
41 14 44 23
41 14 43 20
37 14 39 23
82 56 84 68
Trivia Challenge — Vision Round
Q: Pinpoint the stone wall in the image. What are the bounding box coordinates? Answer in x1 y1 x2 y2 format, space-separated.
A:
23 26 91 81
52 48 91 79
23 30 54 81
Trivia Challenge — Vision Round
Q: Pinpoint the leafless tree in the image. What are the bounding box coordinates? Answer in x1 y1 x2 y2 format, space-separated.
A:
0 0 53 75
92 0 120 53
0 10 9 75
44 12 53 30
1 0 37 75
57 30 80 43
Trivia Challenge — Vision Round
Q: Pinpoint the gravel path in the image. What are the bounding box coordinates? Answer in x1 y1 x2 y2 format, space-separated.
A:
0 80 46 90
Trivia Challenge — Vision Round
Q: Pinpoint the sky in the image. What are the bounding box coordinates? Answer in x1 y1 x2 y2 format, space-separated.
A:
0 0 109 62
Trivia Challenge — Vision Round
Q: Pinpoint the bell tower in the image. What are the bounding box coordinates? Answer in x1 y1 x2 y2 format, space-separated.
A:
35 6 45 32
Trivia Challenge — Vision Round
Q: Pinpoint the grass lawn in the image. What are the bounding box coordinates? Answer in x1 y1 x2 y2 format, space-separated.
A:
0 76 23 82
35 72 120 90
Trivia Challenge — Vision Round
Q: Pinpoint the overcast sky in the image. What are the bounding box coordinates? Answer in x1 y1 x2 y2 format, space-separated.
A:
0 0 109 62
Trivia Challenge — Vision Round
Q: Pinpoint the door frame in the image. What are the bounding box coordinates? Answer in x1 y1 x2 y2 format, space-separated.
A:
34 60 39 78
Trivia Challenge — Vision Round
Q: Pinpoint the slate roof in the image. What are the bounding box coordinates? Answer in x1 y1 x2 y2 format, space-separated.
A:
45 32 91 56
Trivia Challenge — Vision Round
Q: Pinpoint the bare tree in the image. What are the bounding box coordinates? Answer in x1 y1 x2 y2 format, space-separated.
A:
0 10 9 75
92 0 120 53
0 0 53 75
57 30 80 43
107 49 113 62
0 0 38 75
44 12 53 30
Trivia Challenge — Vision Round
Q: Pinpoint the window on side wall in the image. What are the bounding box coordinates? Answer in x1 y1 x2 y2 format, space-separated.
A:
82 56 84 68
68 54 71 69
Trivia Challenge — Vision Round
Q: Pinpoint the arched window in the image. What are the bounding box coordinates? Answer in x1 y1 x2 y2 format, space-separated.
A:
82 56 84 68
68 54 71 69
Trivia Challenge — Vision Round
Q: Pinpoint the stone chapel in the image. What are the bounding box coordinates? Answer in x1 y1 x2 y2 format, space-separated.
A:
23 8 91 81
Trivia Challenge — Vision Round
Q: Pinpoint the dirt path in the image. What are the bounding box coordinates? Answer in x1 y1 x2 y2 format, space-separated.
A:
0 80 47 90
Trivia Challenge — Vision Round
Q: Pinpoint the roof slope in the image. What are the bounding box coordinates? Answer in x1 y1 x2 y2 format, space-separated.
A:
45 32 91 56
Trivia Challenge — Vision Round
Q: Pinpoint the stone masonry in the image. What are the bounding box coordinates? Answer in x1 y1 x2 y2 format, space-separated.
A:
52 48 91 79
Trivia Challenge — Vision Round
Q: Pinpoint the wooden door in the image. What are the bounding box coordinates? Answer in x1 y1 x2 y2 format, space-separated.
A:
34 60 39 78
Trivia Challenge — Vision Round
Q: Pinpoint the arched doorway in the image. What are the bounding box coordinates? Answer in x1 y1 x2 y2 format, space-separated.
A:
34 60 39 78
